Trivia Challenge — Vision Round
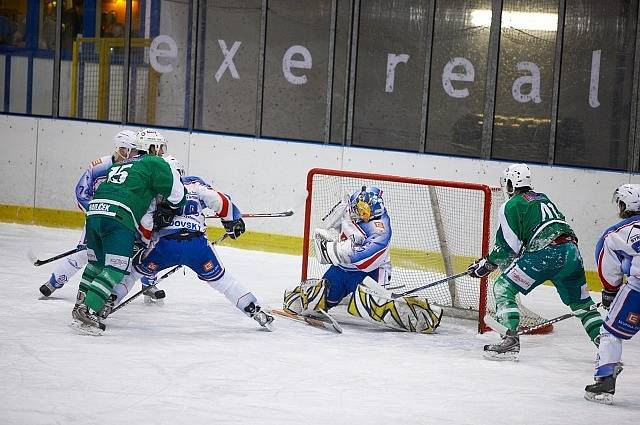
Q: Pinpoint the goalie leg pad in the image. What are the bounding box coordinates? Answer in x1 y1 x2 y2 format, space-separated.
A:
283 279 328 315
347 284 443 333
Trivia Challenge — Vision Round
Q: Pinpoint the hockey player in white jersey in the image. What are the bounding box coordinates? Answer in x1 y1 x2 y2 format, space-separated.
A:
283 186 442 333
584 184 640 404
39 129 138 297
108 159 274 330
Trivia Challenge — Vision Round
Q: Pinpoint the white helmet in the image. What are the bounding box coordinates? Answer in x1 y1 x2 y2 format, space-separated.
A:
162 155 185 177
135 128 167 155
501 163 532 197
613 184 640 215
113 129 137 151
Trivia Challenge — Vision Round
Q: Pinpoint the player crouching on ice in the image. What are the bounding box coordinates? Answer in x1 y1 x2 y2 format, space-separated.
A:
468 163 603 360
283 186 442 333
584 184 640 404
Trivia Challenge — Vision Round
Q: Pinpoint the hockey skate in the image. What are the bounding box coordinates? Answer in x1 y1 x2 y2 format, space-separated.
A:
244 302 275 331
98 294 117 319
584 365 623 405
69 291 105 335
483 330 520 361
39 274 62 297
143 285 166 305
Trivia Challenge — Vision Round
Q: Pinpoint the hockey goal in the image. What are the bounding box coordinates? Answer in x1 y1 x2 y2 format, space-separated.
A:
301 168 552 334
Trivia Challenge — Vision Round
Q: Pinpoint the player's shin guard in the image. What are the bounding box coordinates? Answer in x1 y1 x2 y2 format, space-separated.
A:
570 299 604 343
283 279 328 315
493 277 520 332
78 262 101 296
84 267 126 313
347 284 442 333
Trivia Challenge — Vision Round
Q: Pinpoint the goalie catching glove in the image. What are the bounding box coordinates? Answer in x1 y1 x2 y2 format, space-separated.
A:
467 258 497 278
313 228 353 265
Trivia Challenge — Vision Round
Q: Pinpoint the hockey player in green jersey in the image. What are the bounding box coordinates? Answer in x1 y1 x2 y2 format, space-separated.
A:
468 163 603 360
70 128 186 335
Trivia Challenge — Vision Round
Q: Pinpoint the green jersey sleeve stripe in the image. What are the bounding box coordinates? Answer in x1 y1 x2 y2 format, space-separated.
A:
498 202 523 254
529 219 568 242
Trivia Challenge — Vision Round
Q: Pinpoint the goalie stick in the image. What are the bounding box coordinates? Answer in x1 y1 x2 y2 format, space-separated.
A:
390 271 470 299
483 302 602 336
269 308 343 333
205 210 294 219
29 246 86 267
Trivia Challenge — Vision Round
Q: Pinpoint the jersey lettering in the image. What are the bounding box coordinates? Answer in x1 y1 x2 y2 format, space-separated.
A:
540 202 560 220
107 164 134 185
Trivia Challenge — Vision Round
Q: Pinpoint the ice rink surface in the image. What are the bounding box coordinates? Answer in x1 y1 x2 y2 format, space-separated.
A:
0 223 638 425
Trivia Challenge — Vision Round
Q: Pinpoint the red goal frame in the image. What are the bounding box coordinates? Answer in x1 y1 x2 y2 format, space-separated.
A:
301 168 496 333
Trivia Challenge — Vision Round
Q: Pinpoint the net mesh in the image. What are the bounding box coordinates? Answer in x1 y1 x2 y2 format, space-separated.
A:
71 38 157 123
302 170 550 333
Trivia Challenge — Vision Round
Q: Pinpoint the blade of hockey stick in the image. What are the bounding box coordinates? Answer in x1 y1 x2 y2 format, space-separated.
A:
30 246 85 267
390 271 470 299
483 302 602 336
269 308 342 333
205 210 294 219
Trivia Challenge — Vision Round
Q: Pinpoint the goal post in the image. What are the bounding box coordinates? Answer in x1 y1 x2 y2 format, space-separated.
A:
301 168 552 334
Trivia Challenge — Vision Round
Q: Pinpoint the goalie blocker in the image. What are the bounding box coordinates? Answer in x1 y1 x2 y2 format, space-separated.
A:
284 279 442 333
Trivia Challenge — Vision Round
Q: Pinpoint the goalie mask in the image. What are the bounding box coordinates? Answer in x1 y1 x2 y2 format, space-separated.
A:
349 186 385 223
613 183 640 217
135 128 167 155
500 163 532 197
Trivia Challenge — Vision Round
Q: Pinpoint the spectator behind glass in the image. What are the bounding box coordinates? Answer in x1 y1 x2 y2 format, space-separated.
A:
12 14 26 47
101 11 124 38
0 14 12 45
39 6 56 49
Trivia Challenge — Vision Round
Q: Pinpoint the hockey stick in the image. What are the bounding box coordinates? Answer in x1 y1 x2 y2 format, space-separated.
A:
483 302 602 336
110 265 183 314
269 308 343 333
29 246 85 267
390 271 470 299
205 209 294 219
111 233 229 314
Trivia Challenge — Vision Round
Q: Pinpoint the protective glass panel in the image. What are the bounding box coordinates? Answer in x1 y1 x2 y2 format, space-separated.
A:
329 0 351 144
60 0 139 121
426 0 491 156
194 0 261 135
352 0 430 151
261 0 331 141
491 0 559 162
126 0 191 127
0 0 53 115
555 0 637 170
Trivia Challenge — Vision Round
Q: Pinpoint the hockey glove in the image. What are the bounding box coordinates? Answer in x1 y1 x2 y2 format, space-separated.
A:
601 288 618 310
153 201 177 229
468 258 497 278
314 238 352 265
222 218 246 240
